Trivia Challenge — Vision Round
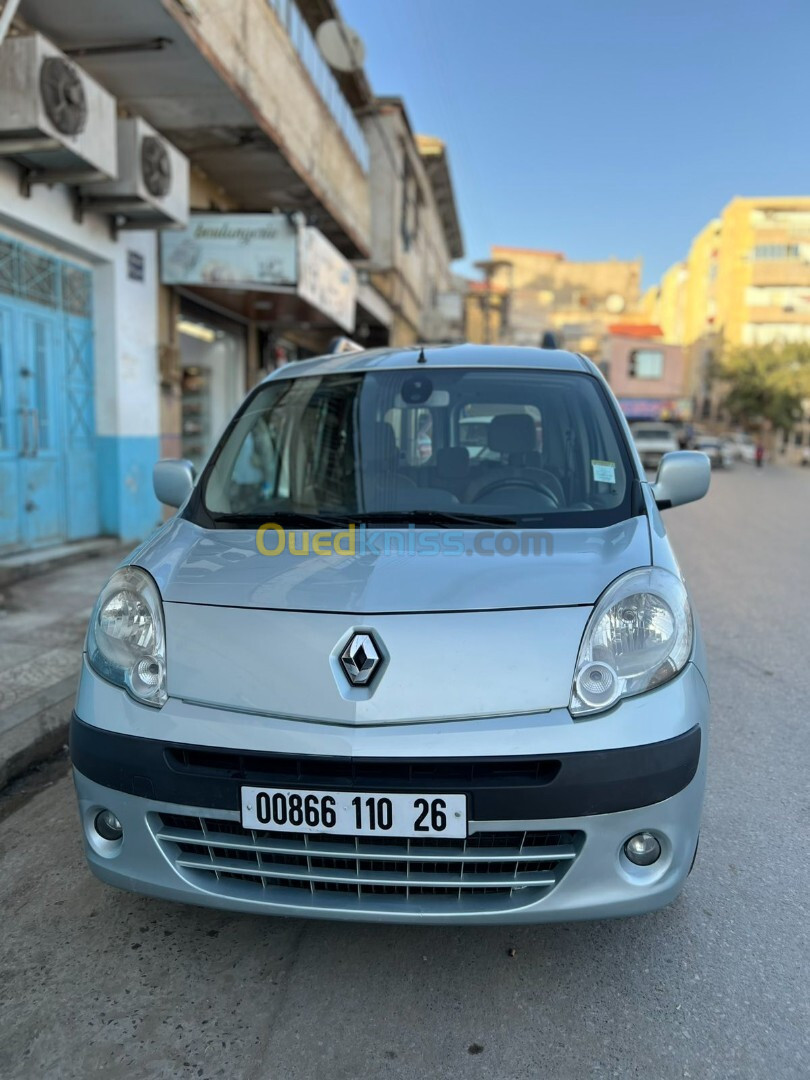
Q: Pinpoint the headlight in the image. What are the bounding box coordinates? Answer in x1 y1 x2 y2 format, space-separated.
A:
87 566 167 707
570 568 693 717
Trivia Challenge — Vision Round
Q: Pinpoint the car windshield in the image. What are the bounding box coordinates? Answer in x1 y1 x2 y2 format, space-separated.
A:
198 367 635 528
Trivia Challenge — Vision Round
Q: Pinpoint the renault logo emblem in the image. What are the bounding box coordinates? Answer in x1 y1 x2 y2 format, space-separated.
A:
340 632 381 686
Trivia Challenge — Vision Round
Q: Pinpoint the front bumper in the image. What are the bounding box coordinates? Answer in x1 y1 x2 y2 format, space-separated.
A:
70 666 709 925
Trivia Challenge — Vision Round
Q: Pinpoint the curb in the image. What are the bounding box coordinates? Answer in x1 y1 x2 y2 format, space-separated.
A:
0 675 77 791
0 538 124 589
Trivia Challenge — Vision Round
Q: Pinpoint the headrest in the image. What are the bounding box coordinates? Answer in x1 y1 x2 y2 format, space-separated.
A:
436 446 470 478
488 413 537 454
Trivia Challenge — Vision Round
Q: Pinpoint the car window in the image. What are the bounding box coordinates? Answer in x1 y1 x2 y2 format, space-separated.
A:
199 367 636 528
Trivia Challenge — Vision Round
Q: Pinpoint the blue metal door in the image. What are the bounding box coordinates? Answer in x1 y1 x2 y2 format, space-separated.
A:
0 299 20 548
62 263 98 540
17 306 65 546
0 234 97 553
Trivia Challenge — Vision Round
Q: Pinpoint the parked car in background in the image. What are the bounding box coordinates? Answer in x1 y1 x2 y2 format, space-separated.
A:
725 433 756 464
694 436 734 470
630 422 680 469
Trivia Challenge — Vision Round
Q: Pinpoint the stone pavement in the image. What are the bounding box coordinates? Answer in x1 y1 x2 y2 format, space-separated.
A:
0 548 127 789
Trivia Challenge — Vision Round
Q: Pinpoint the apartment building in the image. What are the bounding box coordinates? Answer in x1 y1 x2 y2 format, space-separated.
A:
645 197 810 416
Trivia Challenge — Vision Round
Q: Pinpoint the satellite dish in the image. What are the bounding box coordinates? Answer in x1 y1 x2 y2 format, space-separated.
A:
316 19 365 73
605 293 626 314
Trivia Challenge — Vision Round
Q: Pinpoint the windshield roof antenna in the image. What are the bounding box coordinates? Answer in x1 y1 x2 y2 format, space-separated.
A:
417 345 427 363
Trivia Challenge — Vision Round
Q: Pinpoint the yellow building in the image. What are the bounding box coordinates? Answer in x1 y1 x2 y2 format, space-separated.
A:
466 247 642 362
650 197 810 349
644 197 810 426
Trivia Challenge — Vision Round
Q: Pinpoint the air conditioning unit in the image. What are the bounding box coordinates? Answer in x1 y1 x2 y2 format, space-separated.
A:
0 33 117 182
80 118 189 229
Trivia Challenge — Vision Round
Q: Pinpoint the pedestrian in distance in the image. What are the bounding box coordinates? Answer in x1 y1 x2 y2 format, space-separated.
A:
755 441 765 468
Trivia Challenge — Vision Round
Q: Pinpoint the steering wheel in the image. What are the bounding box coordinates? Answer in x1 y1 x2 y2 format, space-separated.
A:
471 477 560 506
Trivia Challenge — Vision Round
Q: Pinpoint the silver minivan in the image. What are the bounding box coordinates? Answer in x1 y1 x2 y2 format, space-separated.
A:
72 345 711 924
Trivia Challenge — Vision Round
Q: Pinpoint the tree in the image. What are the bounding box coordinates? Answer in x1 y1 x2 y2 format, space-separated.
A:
718 343 810 433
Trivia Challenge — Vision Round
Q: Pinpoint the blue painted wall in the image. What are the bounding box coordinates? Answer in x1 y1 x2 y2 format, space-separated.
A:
97 435 162 543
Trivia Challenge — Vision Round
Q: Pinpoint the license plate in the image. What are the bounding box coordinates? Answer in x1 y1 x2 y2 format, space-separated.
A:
240 787 467 839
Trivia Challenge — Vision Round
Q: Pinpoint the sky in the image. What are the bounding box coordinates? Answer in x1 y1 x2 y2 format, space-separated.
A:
340 0 810 288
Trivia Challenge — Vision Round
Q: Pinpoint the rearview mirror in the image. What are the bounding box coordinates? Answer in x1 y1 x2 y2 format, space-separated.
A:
153 459 195 508
652 451 710 510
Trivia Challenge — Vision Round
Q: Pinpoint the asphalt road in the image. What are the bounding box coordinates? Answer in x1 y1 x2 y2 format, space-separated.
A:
2 464 809 1080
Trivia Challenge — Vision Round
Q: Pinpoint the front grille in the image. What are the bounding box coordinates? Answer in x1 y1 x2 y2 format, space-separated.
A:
165 748 561 789
153 813 583 913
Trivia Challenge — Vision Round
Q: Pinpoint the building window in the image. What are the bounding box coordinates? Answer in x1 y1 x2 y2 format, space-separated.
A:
400 153 421 252
629 349 664 380
753 244 800 260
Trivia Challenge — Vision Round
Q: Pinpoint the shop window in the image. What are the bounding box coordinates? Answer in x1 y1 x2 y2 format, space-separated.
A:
181 367 211 465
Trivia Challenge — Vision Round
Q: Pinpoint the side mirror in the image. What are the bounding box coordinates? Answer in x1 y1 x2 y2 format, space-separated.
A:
652 451 710 510
153 459 195 508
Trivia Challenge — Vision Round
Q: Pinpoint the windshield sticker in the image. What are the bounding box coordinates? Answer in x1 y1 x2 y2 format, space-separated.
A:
592 459 616 484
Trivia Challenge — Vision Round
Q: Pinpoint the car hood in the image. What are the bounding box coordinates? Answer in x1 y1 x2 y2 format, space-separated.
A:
132 514 651 614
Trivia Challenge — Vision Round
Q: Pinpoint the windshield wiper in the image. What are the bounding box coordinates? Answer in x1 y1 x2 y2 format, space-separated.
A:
210 511 355 529
211 509 521 529
355 510 518 528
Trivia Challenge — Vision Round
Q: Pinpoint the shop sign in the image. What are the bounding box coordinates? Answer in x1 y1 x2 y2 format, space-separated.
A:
298 227 357 332
161 214 297 290
619 397 693 420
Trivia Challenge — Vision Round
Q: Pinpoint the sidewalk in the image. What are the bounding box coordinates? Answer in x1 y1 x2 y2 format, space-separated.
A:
0 548 127 789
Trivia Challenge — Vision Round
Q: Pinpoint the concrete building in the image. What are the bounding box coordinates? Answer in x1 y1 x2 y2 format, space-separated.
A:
0 16 184 551
1 0 379 552
361 99 464 347
463 280 508 346
603 325 691 421
468 247 642 363
1 0 467 556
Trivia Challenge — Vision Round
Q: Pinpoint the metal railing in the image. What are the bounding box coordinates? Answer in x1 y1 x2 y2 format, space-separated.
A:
267 0 370 173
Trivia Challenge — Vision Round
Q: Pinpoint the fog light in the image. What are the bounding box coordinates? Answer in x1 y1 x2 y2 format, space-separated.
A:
94 809 123 841
624 831 661 866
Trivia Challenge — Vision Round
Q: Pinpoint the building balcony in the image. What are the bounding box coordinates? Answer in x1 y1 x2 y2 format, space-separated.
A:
750 261 810 287
746 307 810 324
19 0 371 256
